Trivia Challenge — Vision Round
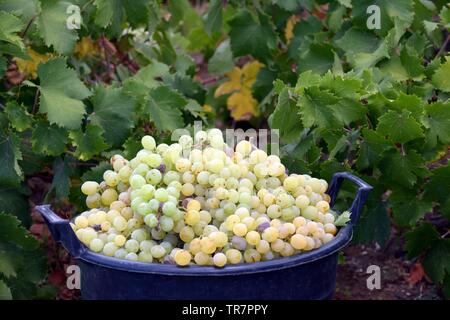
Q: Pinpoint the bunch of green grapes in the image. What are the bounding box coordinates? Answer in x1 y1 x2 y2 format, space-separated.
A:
72 130 347 267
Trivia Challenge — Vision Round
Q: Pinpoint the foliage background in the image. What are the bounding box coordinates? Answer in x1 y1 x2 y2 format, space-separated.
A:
0 0 449 299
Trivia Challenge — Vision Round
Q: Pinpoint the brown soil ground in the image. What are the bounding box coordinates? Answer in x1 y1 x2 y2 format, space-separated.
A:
334 243 442 300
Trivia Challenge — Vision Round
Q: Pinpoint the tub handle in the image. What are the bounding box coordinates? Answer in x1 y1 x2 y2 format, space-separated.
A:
36 205 86 258
327 172 373 225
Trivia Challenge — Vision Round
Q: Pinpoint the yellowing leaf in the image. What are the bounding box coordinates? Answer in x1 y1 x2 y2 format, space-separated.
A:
74 37 99 59
285 15 300 43
242 60 264 87
203 104 213 112
15 49 53 78
227 88 259 120
214 60 263 120
214 66 242 96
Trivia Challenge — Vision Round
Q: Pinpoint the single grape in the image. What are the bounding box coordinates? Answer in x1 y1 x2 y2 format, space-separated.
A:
194 252 211 265
81 181 99 196
114 235 126 247
162 201 177 217
213 252 227 267
141 135 156 150
125 252 138 261
160 216 174 232
139 184 155 200
245 231 261 246
154 188 169 202
226 249 242 264
125 239 139 253
231 236 247 251
174 250 192 266
146 169 162 185
89 238 104 252
151 245 166 259
103 243 118 256
114 248 128 259
138 251 153 262
75 216 89 228
130 175 146 189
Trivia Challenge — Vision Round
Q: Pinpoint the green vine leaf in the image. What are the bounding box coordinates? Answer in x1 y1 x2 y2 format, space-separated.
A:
432 56 450 92
203 0 222 36
31 120 68 156
376 110 424 143
90 85 137 147
69 124 109 160
38 0 79 54
0 10 25 49
4 102 33 132
422 101 450 147
145 86 187 132
37 58 91 129
0 133 23 188
268 87 302 143
228 10 277 62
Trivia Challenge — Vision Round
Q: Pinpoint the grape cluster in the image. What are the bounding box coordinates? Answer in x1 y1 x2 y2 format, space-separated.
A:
73 129 344 267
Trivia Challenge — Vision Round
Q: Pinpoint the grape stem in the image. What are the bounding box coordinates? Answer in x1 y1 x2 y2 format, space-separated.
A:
20 14 37 38
32 88 40 114
435 34 450 59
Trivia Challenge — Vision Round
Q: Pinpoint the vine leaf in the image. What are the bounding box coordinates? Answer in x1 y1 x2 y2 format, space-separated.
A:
145 86 187 132
268 87 302 143
123 61 169 102
0 133 23 188
353 196 391 247
376 110 424 143
69 124 109 160
46 157 71 199
31 120 68 156
432 56 450 92
423 164 450 219
0 10 25 49
203 0 222 36
379 150 424 188
0 213 46 300
335 211 351 226
298 87 340 128
422 101 450 147
38 0 79 54
37 58 91 129
391 199 433 227
228 10 277 62
4 102 33 132
423 240 450 284
356 129 393 170
0 280 12 300
90 85 136 147
208 39 234 75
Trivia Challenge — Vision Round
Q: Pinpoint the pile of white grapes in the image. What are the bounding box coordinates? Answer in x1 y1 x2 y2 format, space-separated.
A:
72 129 349 267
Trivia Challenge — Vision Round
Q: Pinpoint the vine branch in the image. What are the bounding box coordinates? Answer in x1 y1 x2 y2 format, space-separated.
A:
21 14 37 38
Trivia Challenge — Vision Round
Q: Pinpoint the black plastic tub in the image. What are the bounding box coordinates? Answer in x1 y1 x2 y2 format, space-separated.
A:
37 172 372 300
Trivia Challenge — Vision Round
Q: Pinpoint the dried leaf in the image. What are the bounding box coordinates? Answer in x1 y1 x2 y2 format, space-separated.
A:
408 262 425 285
